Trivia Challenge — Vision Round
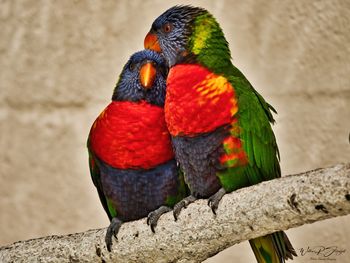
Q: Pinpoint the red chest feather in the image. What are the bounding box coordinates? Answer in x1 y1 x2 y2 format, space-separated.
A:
165 64 238 136
89 101 174 169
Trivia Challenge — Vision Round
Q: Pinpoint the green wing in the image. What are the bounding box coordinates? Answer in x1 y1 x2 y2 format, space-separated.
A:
164 167 190 207
219 67 296 263
217 72 280 191
87 138 115 221
230 70 280 185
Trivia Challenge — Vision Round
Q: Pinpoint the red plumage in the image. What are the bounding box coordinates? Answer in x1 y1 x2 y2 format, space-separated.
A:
165 64 235 136
89 100 174 169
165 64 247 166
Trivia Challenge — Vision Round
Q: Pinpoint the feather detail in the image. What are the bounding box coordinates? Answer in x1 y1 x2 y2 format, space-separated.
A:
165 64 237 136
89 100 174 169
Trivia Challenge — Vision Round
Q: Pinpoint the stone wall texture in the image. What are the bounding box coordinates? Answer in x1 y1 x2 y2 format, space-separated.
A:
1 1 349 262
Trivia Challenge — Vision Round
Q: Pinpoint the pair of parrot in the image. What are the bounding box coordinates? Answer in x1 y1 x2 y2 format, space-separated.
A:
88 5 297 262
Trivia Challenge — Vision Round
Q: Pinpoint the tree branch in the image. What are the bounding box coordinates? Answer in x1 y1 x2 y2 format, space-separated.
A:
1 163 349 263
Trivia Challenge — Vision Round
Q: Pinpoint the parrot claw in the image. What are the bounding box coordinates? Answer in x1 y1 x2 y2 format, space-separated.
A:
105 217 122 252
147 206 172 233
208 188 226 214
173 195 197 221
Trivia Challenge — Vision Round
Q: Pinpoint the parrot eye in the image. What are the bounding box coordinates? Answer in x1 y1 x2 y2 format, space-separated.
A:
162 22 173 33
129 62 136 71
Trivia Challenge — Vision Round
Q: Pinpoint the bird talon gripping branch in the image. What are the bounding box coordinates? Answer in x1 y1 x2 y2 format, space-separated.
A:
208 188 226 214
173 195 197 220
147 206 172 233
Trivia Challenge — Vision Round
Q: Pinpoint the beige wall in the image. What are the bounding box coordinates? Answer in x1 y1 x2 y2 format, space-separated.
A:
1 0 349 262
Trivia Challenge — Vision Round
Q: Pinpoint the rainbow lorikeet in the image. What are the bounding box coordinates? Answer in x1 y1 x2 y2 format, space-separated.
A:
87 50 187 251
144 6 297 263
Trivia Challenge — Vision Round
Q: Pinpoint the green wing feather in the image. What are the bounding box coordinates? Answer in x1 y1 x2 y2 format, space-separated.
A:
219 67 294 263
228 69 280 185
164 168 190 207
87 138 115 221
216 71 280 191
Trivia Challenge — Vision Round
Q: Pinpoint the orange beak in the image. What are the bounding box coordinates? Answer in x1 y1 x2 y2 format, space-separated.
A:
140 62 156 89
144 32 161 52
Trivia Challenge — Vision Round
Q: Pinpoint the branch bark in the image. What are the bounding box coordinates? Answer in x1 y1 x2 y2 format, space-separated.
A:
1 163 349 263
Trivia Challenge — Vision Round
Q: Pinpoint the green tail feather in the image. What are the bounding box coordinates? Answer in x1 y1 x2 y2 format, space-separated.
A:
249 232 297 263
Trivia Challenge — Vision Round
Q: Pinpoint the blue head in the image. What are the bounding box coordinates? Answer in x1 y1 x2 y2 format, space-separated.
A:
144 5 206 67
112 49 168 106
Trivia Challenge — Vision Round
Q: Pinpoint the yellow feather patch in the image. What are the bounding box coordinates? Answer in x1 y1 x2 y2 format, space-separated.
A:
195 74 238 116
192 21 212 55
196 74 228 97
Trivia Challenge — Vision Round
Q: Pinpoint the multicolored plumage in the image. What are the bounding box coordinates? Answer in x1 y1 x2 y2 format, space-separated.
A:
87 50 187 251
144 5 296 262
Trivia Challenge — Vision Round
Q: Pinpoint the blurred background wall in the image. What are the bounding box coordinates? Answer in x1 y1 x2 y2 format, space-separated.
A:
0 0 349 262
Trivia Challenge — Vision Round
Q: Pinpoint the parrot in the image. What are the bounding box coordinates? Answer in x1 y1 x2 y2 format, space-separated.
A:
144 5 297 263
87 49 187 251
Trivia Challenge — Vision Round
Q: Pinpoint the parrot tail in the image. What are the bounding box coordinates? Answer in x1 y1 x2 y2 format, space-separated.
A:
249 231 297 263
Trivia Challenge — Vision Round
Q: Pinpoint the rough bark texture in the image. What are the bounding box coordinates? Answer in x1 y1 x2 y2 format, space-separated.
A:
1 163 349 263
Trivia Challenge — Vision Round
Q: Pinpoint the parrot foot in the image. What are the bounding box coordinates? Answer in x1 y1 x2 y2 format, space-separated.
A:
173 195 197 221
105 217 122 252
147 206 172 233
208 188 226 214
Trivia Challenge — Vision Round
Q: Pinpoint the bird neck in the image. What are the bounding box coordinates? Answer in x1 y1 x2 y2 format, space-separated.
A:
187 13 233 75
